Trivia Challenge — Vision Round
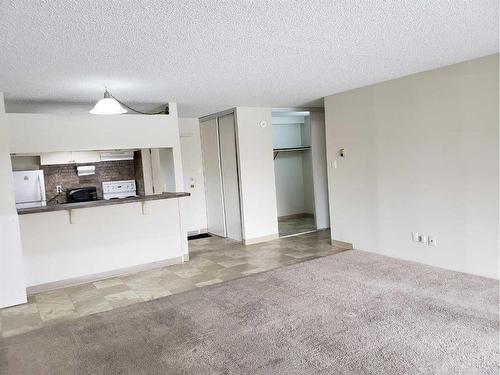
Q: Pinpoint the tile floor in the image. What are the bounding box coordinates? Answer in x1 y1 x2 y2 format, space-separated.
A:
278 215 316 237
0 229 347 338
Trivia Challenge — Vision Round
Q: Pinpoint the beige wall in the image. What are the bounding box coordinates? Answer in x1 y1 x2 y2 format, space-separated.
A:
0 93 27 307
325 54 499 279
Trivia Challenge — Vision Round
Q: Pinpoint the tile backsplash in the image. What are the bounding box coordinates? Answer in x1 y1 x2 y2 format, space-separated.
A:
43 160 139 205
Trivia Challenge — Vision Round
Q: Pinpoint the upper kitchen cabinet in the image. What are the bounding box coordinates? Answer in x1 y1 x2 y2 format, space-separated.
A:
40 152 72 165
71 151 101 163
40 151 100 165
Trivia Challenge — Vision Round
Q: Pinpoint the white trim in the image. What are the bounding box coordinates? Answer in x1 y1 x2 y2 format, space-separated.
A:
243 233 279 245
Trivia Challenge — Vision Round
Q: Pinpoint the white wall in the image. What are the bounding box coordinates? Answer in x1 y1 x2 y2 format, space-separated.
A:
235 107 279 243
20 199 185 287
272 116 315 218
302 152 314 215
8 109 185 190
3 105 190 294
179 118 208 235
158 148 177 192
7 107 185 192
11 156 40 171
325 54 499 279
301 117 314 214
8 104 178 150
272 123 303 148
0 93 27 308
274 153 306 217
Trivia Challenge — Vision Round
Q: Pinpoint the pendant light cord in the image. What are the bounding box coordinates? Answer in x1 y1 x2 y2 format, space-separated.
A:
107 91 169 115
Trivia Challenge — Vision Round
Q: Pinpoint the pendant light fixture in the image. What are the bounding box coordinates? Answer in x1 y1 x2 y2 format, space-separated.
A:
89 88 169 115
89 89 127 114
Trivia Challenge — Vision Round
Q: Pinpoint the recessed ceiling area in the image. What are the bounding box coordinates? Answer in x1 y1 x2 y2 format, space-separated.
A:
0 1 498 117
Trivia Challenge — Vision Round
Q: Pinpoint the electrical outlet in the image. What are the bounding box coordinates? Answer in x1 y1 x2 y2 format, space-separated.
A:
56 185 63 193
412 232 420 242
428 236 437 246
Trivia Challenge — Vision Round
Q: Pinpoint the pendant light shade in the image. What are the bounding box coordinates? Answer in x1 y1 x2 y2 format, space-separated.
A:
89 88 169 115
89 90 127 115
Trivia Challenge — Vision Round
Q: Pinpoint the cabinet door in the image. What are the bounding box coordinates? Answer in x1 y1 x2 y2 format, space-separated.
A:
40 152 73 165
71 151 100 164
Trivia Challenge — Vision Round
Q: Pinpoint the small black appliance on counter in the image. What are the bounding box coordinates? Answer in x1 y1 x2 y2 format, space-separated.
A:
66 187 98 203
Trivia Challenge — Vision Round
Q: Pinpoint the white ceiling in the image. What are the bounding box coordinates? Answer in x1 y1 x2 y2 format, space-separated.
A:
0 1 498 117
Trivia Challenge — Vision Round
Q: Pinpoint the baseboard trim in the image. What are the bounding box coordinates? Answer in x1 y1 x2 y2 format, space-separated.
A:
244 233 279 245
331 239 353 250
26 256 184 295
278 213 314 221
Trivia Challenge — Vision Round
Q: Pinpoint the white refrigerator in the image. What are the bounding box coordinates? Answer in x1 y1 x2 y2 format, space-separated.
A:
13 170 47 209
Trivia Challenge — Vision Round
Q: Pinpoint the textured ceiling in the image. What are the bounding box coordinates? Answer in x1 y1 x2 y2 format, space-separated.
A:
0 1 498 117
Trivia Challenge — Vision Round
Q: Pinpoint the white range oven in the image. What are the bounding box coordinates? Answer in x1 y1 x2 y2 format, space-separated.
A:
102 180 137 200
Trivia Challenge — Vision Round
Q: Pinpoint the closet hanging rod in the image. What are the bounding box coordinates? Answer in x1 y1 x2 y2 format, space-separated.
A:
273 146 311 159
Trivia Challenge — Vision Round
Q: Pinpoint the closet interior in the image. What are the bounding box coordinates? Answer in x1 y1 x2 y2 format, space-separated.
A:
272 111 316 237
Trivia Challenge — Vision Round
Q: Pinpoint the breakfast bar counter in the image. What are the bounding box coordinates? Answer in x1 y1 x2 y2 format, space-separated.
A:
17 192 190 215
17 192 191 293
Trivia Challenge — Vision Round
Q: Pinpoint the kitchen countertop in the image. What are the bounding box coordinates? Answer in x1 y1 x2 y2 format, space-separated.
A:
17 192 191 215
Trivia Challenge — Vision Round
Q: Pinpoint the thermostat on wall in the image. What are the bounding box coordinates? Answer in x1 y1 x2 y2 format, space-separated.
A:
259 120 267 128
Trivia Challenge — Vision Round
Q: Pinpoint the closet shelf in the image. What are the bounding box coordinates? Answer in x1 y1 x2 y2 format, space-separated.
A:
273 146 311 159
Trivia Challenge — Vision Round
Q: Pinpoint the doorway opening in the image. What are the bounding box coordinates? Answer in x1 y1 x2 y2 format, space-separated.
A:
272 111 316 238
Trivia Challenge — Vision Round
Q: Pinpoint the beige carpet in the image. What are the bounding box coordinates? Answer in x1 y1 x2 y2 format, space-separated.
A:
1 250 498 374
